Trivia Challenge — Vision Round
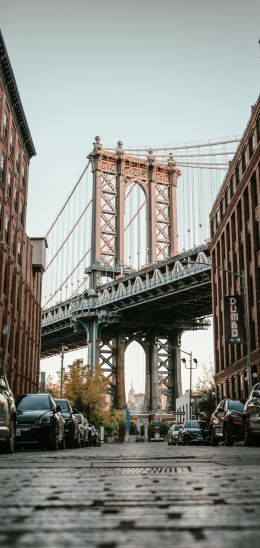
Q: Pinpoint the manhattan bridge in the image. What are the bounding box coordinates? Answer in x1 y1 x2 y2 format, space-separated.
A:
41 136 240 411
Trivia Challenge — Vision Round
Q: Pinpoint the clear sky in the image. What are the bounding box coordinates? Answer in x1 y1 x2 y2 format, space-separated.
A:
0 0 259 395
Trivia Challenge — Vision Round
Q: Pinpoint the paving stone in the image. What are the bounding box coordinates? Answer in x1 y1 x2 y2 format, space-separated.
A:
0 443 260 547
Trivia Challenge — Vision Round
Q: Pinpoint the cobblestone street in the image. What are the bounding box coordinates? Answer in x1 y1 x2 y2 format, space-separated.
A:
0 442 260 547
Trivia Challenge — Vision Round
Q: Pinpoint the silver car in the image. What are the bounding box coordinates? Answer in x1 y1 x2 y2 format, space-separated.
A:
167 424 181 445
74 413 89 447
244 383 260 445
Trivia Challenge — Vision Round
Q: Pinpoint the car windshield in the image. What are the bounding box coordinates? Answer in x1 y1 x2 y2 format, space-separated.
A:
173 425 181 431
185 421 206 429
55 399 70 412
74 414 82 423
16 395 51 411
228 400 244 411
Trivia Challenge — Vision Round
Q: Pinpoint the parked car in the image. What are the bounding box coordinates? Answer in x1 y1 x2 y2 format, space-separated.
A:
74 413 89 447
0 367 16 453
244 383 260 445
167 424 181 445
54 398 80 448
209 399 244 446
15 393 65 450
178 420 209 445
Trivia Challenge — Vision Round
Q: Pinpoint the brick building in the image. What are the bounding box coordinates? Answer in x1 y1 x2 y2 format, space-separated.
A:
210 96 260 401
0 31 46 394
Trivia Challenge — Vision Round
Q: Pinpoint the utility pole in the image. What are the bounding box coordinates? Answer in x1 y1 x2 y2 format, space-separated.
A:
181 352 198 420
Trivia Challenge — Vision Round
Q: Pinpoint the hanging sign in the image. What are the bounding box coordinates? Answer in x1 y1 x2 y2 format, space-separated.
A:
224 295 245 343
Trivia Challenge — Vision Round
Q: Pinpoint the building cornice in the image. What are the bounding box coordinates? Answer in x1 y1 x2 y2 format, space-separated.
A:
0 30 36 159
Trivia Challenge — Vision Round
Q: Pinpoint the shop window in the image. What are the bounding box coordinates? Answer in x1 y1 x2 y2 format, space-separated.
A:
19 202 24 226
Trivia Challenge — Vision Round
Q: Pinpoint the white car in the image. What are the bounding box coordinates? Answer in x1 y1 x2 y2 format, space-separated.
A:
167 424 181 445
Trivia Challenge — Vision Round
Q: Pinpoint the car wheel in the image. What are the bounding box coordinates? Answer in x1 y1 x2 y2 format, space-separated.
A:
3 419 15 454
59 435 66 450
210 429 219 446
48 426 59 451
244 422 255 446
223 425 233 446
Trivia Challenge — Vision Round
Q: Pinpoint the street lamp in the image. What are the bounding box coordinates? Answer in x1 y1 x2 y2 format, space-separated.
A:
180 350 198 420
60 343 68 398
167 343 198 420
183 258 252 392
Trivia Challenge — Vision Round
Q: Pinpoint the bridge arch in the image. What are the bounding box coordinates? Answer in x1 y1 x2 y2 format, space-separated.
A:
124 339 146 410
124 182 147 269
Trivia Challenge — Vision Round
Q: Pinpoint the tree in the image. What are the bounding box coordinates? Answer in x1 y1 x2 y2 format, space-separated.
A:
63 359 108 416
194 364 216 422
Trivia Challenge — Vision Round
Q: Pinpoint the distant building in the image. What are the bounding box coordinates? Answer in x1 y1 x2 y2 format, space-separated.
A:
176 389 204 422
0 31 46 394
127 382 144 414
209 96 260 401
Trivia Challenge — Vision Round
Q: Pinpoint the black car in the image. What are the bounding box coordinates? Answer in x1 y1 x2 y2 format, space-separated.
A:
178 420 209 445
209 399 244 446
15 393 65 450
244 383 260 445
0 366 16 453
54 399 80 448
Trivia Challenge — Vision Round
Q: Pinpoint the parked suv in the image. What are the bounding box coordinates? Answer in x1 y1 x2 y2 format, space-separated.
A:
54 399 80 448
209 399 244 446
0 366 16 453
244 383 260 445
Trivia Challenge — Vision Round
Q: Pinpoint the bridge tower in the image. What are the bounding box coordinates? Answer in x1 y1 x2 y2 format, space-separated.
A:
76 137 182 411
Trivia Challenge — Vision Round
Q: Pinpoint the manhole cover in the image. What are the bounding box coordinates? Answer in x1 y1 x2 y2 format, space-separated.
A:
89 466 191 474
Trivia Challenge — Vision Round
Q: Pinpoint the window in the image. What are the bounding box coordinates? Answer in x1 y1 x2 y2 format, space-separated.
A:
15 150 20 174
249 131 255 159
13 187 18 213
0 199 2 234
241 147 247 174
21 165 26 189
7 170 12 199
235 164 240 187
0 153 6 184
257 115 260 142
224 189 229 209
5 214 10 243
10 129 14 158
19 202 24 226
230 176 234 198
17 241 22 265
12 230 16 256
3 112 8 140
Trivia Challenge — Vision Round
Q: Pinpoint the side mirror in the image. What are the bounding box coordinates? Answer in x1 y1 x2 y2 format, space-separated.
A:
56 404 61 412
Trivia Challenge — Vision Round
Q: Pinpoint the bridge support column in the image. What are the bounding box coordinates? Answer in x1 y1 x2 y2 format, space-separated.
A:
144 334 160 412
166 333 182 411
113 334 126 410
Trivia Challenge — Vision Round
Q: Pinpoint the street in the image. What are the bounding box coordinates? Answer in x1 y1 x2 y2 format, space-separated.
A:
0 442 260 547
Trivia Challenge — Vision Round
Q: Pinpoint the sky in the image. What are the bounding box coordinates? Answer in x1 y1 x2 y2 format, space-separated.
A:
0 0 259 396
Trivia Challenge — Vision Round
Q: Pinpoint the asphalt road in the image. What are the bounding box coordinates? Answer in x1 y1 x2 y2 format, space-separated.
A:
0 442 260 548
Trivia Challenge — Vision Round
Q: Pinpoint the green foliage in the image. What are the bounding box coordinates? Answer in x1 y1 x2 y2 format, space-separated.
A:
159 421 168 437
195 363 216 422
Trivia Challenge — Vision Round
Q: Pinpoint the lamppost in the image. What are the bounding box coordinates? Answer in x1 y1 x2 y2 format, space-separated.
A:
167 343 198 420
183 258 252 392
180 349 198 420
60 343 68 398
